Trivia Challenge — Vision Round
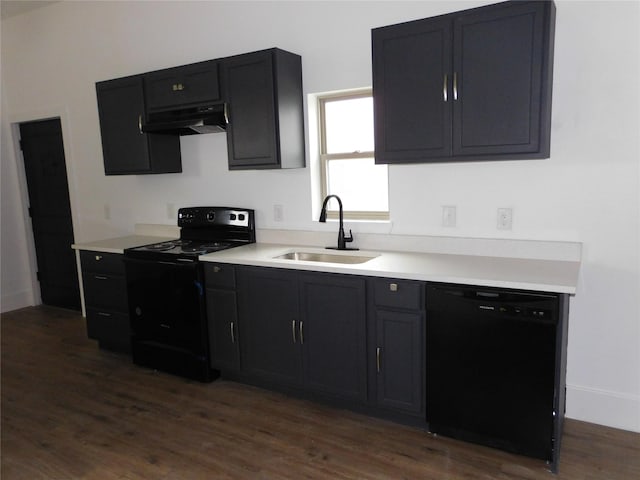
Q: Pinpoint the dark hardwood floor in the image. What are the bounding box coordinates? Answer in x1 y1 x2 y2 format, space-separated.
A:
2 306 639 479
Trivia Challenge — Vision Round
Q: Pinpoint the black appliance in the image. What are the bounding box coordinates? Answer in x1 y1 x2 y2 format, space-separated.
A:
124 206 255 382
426 284 565 472
141 103 227 135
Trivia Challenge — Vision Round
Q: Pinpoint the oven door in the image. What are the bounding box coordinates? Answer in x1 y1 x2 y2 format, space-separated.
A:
124 257 212 381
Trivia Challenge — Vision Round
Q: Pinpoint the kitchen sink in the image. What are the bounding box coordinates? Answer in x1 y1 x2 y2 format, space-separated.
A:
274 251 378 264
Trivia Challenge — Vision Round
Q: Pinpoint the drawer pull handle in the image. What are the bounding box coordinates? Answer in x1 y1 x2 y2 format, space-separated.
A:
443 73 448 102
94 275 108 280
453 72 459 101
95 255 103 261
389 283 398 292
97 312 112 317
213 266 221 273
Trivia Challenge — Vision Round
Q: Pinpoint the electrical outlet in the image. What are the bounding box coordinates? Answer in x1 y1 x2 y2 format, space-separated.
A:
274 204 283 222
167 203 175 219
442 206 456 227
497 208 513 230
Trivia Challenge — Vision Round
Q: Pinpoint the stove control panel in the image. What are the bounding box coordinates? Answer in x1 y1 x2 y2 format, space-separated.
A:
178 206 254 229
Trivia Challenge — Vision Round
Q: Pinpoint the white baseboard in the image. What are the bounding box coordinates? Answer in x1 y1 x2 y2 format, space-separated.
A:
1 290 35 313
566 384 640 433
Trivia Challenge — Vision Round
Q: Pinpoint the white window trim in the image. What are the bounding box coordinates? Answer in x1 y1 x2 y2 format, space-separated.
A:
318 89 389 221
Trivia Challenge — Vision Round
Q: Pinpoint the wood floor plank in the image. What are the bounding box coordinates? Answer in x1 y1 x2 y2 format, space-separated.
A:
2 306 639 479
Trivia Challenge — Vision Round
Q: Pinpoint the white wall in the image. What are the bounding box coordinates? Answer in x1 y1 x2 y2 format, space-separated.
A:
1 1 638 432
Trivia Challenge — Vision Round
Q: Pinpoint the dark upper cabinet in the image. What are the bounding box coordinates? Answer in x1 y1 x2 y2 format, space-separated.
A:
222 48 305 170
372 1 555 164
95 76 181 175
144 60 220 112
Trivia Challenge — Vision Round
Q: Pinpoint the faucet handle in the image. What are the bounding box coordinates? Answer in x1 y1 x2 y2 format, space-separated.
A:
344 229 354 243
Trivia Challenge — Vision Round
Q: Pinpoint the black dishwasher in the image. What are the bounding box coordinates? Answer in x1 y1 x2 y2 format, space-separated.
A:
426 284 566 471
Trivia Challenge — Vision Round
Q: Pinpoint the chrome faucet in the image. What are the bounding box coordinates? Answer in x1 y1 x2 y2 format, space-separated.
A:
318 195 358 251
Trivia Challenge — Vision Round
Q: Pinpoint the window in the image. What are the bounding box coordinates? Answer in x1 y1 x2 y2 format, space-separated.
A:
318 90 389 220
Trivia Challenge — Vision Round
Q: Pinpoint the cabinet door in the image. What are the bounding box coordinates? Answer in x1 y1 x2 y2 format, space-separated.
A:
144 60 220 111
223 50 278 169
376 309 424 415
238 267 301 386
373 17 452 163
96 76 181 175
205 263 239 372
452 1 552 157
206 288 240 372
299 273 367 402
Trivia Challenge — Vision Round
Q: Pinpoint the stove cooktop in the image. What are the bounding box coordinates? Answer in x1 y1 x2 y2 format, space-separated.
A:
124 206 255 262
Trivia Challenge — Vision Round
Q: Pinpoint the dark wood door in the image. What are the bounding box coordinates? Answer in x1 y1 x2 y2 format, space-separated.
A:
373 17 452 163
19 119 80 310
375 309 424 415
299 273 367 402
95 76 181 175
238 267 301 386
452 1 548 156
223 50 278 169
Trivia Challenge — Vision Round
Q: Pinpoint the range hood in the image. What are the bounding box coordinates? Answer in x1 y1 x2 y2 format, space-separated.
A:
141 103 227 135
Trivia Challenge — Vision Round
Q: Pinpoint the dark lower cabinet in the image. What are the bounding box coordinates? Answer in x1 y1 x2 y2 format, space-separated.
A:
299 273 367 402
236 266 366 402
204 263 240 373
80 251 130 353
95 76 181 175
238 267 301 386
375 310 424 415
369 278 425 420
372 0 555 163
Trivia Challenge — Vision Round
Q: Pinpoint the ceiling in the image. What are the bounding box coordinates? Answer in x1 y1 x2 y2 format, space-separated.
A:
1 0 59 20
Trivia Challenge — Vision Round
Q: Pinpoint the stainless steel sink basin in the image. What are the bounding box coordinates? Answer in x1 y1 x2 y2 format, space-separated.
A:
274 251 377 264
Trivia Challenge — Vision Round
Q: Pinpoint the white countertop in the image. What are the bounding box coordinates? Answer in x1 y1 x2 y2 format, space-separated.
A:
72 235 177 254
200 243 580 294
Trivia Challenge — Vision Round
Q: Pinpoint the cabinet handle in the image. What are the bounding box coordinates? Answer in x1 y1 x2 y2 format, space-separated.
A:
443 73 448 102
97 311 112 317
95 255 103 261
453 72 458 101
292 320 297 343
138 114 143 134
172 83 185 91
376 347 381 373
213 266 221 273
389 283 398 292
94 275 108 280
223 103 230 125
299 321 304 344
230 321 235 344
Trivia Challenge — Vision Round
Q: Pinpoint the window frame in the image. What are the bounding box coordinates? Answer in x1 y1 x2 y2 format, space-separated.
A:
318 89 389 221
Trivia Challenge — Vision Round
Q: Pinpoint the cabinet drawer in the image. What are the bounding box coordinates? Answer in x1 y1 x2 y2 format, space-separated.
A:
80 250 125 275
144 60 220 111
373 279 424 310
86 308 131 352
83 273 128 311
204 263 236 289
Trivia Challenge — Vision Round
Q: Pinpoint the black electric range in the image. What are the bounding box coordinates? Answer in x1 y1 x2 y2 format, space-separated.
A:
123 207 255 382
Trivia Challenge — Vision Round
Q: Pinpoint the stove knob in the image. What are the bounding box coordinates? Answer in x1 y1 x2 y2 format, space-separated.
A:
206 211 215 222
